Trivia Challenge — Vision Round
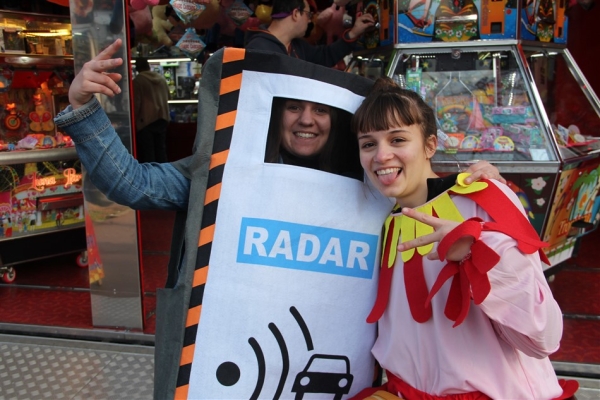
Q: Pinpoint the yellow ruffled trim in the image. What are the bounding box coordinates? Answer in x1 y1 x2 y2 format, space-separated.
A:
384 173 489 267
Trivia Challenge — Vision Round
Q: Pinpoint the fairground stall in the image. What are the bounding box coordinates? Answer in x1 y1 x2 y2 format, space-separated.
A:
0 9 86 284
346 0 600 271
0 3 151 342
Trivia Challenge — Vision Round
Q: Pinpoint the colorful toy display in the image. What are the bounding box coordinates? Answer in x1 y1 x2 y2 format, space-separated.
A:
388 0 568 43
396 0 518 42
521 0 568 43
542 161 600 263
28 92 55 133
391 62 553 160
1 88 72 152
0 161 84 240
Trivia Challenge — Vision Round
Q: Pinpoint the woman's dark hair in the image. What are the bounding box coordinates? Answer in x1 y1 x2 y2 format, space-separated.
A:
351 77 437 144
265 97 362 179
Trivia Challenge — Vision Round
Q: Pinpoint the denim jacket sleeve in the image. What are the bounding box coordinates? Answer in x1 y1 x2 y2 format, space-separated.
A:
54 97 190 211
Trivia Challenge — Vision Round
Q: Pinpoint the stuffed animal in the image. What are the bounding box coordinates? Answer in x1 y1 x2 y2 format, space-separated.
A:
130 0 169 11
29 94 54 133
191 0 221 29
130 7 153 35
316 3 346 44
152 5 174 46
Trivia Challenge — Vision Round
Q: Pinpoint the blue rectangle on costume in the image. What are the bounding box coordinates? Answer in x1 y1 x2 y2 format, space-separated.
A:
237 217 378 279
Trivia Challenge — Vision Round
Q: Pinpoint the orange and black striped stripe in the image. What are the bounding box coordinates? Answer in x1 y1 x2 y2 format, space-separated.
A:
174 48 246 399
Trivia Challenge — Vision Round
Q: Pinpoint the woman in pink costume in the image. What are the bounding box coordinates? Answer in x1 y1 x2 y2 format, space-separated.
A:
351 77 577 400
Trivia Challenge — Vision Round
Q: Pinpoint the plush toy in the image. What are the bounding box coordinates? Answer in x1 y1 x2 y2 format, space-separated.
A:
215 0 239 36
305 13 324 45
153 5 175 46
239 16 261 31
192 0 236 37
130 0 169 11
29 94 54 133
191 0 221 29
316 3 347 44
130 7 153 35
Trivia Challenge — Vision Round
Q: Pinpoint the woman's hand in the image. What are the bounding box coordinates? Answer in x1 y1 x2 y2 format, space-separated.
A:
396 207 473 262
68 39 124 109
462 160 506 185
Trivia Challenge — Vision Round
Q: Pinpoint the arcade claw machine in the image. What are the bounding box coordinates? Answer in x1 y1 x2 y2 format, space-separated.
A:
522 43 600 267
346 0 600 270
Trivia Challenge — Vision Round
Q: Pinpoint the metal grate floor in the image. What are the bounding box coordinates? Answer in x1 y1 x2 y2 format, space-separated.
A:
0 334 153 400
0 334 598 399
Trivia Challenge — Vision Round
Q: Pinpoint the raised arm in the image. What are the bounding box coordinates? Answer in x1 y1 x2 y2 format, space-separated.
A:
69 38 124 109
55 39 190 211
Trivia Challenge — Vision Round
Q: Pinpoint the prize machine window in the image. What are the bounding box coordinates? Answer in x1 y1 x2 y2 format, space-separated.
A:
346 50 396 81
390 49 557 163
525 49 600 158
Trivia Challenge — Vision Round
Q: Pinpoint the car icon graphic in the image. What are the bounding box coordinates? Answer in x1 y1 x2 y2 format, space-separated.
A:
291 354 354 399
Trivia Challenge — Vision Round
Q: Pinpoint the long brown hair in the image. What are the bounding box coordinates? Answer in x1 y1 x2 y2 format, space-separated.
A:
265 97 352 175
351 77 437 145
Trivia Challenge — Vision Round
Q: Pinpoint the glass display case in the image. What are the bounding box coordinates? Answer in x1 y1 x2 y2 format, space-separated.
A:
346 39 600 266
134 57 202 123
0 148 86 283
0 9 72 56
0 9 85 283
523 43 600 264
349 42 560 165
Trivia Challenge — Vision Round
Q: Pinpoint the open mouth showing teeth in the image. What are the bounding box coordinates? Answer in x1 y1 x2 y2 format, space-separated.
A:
376 167 402 176
295 132 317 138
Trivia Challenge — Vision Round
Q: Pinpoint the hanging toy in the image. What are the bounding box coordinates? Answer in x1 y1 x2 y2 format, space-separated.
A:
170 0 207 24
4 103 23 131
226 0 253 26
29 93 55 133
175 28 206 60
0 67 14 94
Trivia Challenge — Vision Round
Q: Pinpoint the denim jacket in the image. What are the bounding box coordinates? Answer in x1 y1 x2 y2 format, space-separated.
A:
54 97 190 211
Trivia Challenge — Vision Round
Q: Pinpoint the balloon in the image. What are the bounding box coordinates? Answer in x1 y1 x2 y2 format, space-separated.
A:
255 4 272 24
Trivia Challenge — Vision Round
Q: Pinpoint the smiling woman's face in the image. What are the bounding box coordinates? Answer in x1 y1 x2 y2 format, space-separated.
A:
358 123 436 207
280 100 332 158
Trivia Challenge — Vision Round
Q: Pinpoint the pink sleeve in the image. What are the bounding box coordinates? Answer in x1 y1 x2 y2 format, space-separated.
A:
474 185 563 358
478 239 562 358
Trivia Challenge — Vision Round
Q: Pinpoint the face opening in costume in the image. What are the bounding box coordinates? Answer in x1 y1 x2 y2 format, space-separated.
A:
265 97 363 181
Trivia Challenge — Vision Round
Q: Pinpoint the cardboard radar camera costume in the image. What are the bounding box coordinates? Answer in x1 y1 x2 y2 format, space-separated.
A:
154 48 391 399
